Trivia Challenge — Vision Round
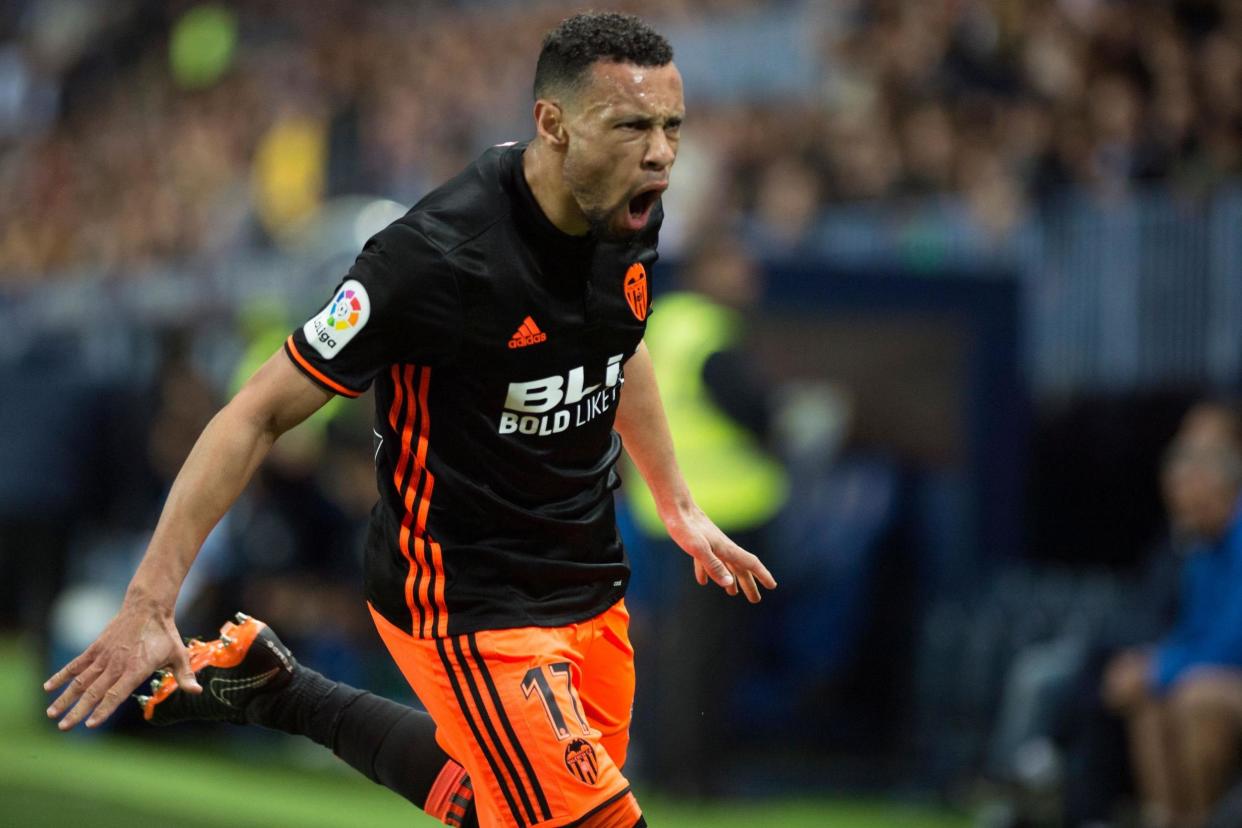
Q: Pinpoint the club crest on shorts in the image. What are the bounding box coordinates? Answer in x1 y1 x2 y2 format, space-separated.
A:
623 263 648 321
564 738 599 785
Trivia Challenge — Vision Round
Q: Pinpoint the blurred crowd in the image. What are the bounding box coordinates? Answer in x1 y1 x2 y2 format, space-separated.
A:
749 0 1242 245
2 0 1242 278
5 2 1242 825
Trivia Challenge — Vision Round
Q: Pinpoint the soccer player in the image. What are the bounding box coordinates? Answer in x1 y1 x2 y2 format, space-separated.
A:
44 12 776 827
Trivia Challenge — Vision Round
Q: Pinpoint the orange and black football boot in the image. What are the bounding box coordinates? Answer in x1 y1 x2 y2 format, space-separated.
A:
135 613 297 725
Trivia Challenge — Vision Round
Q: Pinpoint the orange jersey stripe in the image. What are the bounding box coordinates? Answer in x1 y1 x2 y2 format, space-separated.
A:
387 364 446 638
412 536 430 638
412 368 450 637
398 365 418 493
395 367 424 634
284 336 362 398
414 476 436 638
409 367 438 638
387 365 409 492
386 364 405 432
431 539 448 637
398 513 419 636
415 471 434 535
413 368 435 636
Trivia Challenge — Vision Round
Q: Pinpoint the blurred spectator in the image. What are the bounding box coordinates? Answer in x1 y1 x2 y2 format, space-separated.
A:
1103 402 1242 828
624 235 788 794
977 543 1180 828
0 336 112 650
625 234 788 541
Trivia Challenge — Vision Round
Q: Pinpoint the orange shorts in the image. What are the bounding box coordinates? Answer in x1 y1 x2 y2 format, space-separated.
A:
370 600 642 828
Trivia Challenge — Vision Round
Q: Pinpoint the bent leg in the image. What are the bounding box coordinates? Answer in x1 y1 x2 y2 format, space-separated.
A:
1126 699 1185 827
1169 669 1242 824
1104 649 1185 826
248 664 476 826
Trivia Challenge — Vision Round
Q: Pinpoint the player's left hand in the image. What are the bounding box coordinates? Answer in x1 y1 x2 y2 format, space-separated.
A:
663 505 776 602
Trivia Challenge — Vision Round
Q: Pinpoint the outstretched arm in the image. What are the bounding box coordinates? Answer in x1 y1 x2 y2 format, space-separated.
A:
44 350 333 730
613 341 776 602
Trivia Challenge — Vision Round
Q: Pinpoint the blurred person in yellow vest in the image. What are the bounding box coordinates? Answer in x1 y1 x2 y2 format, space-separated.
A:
626 235 788 538
624 234 789 795
229 304 343 470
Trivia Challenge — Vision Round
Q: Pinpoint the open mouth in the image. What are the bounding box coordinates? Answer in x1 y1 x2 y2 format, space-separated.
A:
628 189 662 220
624 183 667 230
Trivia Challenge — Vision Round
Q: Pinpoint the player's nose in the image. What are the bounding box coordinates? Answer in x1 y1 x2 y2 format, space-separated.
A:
643 130 675 172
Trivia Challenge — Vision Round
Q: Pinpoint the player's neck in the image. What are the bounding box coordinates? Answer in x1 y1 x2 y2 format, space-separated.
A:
523 141 591 237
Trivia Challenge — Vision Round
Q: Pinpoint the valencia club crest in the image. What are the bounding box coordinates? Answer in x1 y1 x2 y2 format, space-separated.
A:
624 263 648 321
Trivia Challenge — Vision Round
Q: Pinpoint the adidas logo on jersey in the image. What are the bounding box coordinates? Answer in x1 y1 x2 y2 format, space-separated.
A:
508 316 547 349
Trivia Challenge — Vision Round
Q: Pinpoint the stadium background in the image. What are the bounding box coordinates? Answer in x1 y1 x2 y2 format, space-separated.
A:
2 0 1241 825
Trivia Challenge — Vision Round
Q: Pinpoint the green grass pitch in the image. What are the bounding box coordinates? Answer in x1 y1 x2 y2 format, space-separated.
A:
2 640 967 827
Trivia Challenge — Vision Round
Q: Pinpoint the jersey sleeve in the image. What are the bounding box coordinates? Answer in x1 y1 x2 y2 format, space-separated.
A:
285 220 461 397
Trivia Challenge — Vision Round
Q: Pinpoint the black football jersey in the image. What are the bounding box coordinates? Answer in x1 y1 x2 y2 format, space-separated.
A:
285 142 661 638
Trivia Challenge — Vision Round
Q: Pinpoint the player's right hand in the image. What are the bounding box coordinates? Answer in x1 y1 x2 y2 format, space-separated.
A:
43 597 202 731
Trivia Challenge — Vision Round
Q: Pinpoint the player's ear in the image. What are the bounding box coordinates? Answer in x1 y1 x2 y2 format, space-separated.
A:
534 100 569 149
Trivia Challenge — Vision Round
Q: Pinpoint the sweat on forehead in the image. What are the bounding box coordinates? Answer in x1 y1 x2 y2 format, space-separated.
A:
574 62 684 114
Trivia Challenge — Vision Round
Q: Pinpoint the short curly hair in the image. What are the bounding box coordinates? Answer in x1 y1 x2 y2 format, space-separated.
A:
534 12 673 100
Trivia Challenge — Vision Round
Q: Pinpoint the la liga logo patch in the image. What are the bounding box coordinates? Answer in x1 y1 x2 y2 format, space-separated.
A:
327 288 364 330
304 279 371 360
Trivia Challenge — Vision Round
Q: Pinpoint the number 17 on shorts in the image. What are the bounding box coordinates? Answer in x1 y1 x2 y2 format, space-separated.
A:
373 601 642 827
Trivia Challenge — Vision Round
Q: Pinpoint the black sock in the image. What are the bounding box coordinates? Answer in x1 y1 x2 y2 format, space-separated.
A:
244 663 343 738
247 668 477 826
